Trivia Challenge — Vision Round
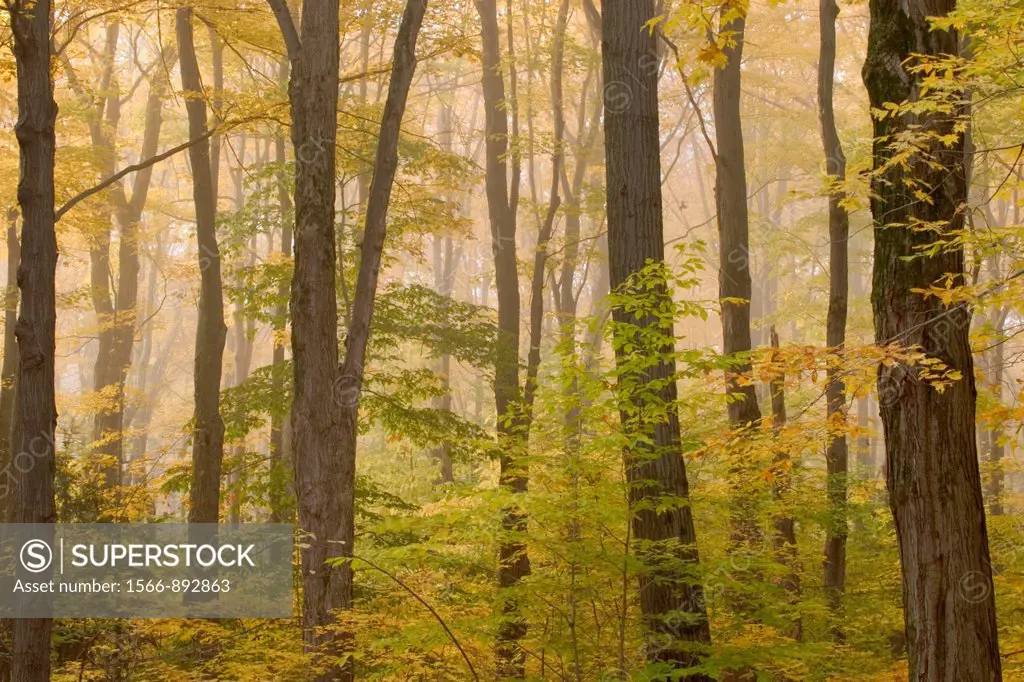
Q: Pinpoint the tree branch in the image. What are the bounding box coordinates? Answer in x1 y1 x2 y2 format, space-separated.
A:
354 553 480 681
56 125 221 222
266 0 300 62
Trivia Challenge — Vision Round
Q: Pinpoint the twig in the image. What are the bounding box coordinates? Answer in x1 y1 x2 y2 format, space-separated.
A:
353 553 481 681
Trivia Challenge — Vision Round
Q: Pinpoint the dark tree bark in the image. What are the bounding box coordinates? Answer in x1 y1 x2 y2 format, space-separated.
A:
177 7 228 526
711 7 764 633
268 0 346 672
7 0 58 677
474 0 531 675
863 0 1002 677
602 0 711 673
712 10 759 427
269 2 427 678
818 0 850 638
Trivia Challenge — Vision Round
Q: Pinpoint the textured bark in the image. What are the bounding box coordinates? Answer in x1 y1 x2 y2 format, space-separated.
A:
713 11 760 427
863 0 1002 677
475 0 531 675
271 0 346 672
818 0 849 638
177 7 228 526
271 2 426 678
602 0 711 673
8 0 58 677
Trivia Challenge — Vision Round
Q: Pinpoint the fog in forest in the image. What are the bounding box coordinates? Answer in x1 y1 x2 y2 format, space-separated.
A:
0 0 1021 679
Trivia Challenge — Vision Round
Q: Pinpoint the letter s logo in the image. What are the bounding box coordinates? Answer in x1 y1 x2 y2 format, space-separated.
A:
20 539 52 573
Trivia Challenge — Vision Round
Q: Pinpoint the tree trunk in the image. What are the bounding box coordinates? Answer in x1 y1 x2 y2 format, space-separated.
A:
602 0 711 673
82 23 125 493
61 28 166 500
713 10 759 427
711 7 764 632
8 0 58 677
430 233 456 484
985 256 1007 517
818 0 850 639
269 79 293 523
769 327 801 641
0 209 19 473
270 2 426 678
177 7 228 526
474 0 531 675
335 0 427 670
274 0 347 672
429 104 458 485
524 0 567 419
863 0 1002 677
856 395 872 472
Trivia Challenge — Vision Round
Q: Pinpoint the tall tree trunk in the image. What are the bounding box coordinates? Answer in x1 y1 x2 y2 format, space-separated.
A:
100 69 166 505
711 5 763 630
986 256 1007 516
856 395 872 472
769 327 801 641
474 0 531 675
270 3 426 679
82 23 125 493
713 9 759 427
335 0 427 670
177 7 228 526
863 0 1002 677
602 1 711 673
0 209 19 472
269 76 293 523
270 0 346 671
8 0 58 677
429 104 458 485
524 0 567 418
430 233 456 484
818 0 850 639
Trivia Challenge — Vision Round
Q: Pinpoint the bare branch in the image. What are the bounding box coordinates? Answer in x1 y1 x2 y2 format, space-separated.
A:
56 117 260 221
